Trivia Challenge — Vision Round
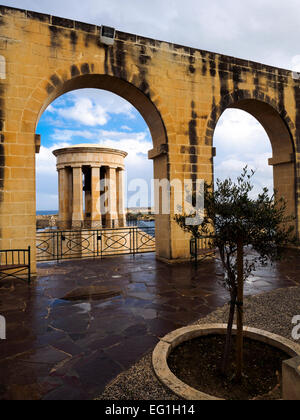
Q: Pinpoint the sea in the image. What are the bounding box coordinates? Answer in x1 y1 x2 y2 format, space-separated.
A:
36 210 58 215
36 211 155 229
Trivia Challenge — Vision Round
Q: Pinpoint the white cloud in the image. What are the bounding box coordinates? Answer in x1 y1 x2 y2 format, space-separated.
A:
46 89 137 125
98 135 152 165
214 109 270 155
291 55 300 72
36 145 57 175
36 146 60 210
71 90 136 119
121 125 133 132
49 126 151 145
217 158 249 173
56 97 109 126
214 109 273 197
51 129 98 142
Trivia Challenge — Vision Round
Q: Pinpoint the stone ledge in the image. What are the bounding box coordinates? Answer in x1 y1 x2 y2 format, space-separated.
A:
148 144 168 160
283 356 300 400
268 154 295 166
0 5 293 78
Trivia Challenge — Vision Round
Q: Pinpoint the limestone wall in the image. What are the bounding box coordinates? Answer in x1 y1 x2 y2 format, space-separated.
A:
0 6 300 272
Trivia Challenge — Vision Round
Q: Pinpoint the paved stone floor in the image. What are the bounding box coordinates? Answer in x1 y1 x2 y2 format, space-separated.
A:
0 251 299 400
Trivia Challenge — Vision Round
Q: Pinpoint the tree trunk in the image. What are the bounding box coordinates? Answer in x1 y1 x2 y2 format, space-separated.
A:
221 291 237 376
236 237 244 381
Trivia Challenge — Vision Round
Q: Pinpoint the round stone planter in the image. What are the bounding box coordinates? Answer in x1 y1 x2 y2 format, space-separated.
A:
152 324 300 400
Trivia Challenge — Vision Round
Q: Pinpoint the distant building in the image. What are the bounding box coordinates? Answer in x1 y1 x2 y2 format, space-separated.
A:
126 207 154 214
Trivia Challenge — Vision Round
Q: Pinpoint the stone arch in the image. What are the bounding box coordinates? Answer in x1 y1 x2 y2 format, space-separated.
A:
205 88 298 235
22 63 176 263
205 89 296 152
22 62 176 149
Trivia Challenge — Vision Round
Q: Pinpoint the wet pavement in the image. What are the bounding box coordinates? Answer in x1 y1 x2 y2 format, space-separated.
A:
0 251 299 400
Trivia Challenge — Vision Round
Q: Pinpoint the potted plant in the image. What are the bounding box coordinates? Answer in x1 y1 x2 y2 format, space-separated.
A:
163 168 298 398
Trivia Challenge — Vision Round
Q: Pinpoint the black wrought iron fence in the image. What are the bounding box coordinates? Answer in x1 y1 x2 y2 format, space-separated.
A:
36 226 156 262
190 235 215 264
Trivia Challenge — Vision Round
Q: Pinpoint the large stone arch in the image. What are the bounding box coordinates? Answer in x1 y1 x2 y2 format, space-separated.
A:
205 89 298 235
21 64 177 266
205 89 296 148
24 64 176 148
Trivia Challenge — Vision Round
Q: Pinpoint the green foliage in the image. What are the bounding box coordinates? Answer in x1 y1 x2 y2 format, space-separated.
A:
175 167 295 293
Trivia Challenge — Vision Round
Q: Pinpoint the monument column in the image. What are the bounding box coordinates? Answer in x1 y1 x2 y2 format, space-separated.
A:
72 166 84 228
83 167 92 223
58 167 71 229
106 166 118 228
91 166 102 228
117 168 126 227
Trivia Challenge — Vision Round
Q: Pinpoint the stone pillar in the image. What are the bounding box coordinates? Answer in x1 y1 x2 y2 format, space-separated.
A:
282 356 300 400
72 166 84 228
106 166 118 228
100 167 107 227
91 166 102 228
117 168 126 227
83 167 92 226
269 154 296 234
58 167 71 229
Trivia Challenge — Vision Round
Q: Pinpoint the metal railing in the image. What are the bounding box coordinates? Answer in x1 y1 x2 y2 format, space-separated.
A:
36 226 156 262
0 246 31 283
190 236 215 265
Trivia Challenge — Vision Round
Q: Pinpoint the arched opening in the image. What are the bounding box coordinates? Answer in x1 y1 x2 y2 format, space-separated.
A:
212 98 297 234
36 89 153 224
37 74 167 148
34 74 169 259
214 108 273 196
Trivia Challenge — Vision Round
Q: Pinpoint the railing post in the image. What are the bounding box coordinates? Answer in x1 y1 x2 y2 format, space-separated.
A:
97 230 99 257
132 228 136 256
28 246 31 285
135 227 138 256
100 228 103 259
56 231 59 262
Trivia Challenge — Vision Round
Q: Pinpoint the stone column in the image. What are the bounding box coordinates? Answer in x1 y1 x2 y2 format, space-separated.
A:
100 167 107 227
91 166 102 228
106 166 118 228
83 167 92 224
72 166 84 228
58 167 71 229
269 154 296 234
117 168 126 227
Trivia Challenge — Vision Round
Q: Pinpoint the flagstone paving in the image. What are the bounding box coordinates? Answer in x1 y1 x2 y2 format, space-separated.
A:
0 251 299 400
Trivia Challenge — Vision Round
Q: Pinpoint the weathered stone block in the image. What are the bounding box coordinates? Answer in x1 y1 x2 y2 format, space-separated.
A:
283 356 300 400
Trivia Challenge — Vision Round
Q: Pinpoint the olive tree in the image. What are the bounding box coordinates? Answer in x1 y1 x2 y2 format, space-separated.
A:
175 168 294 380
